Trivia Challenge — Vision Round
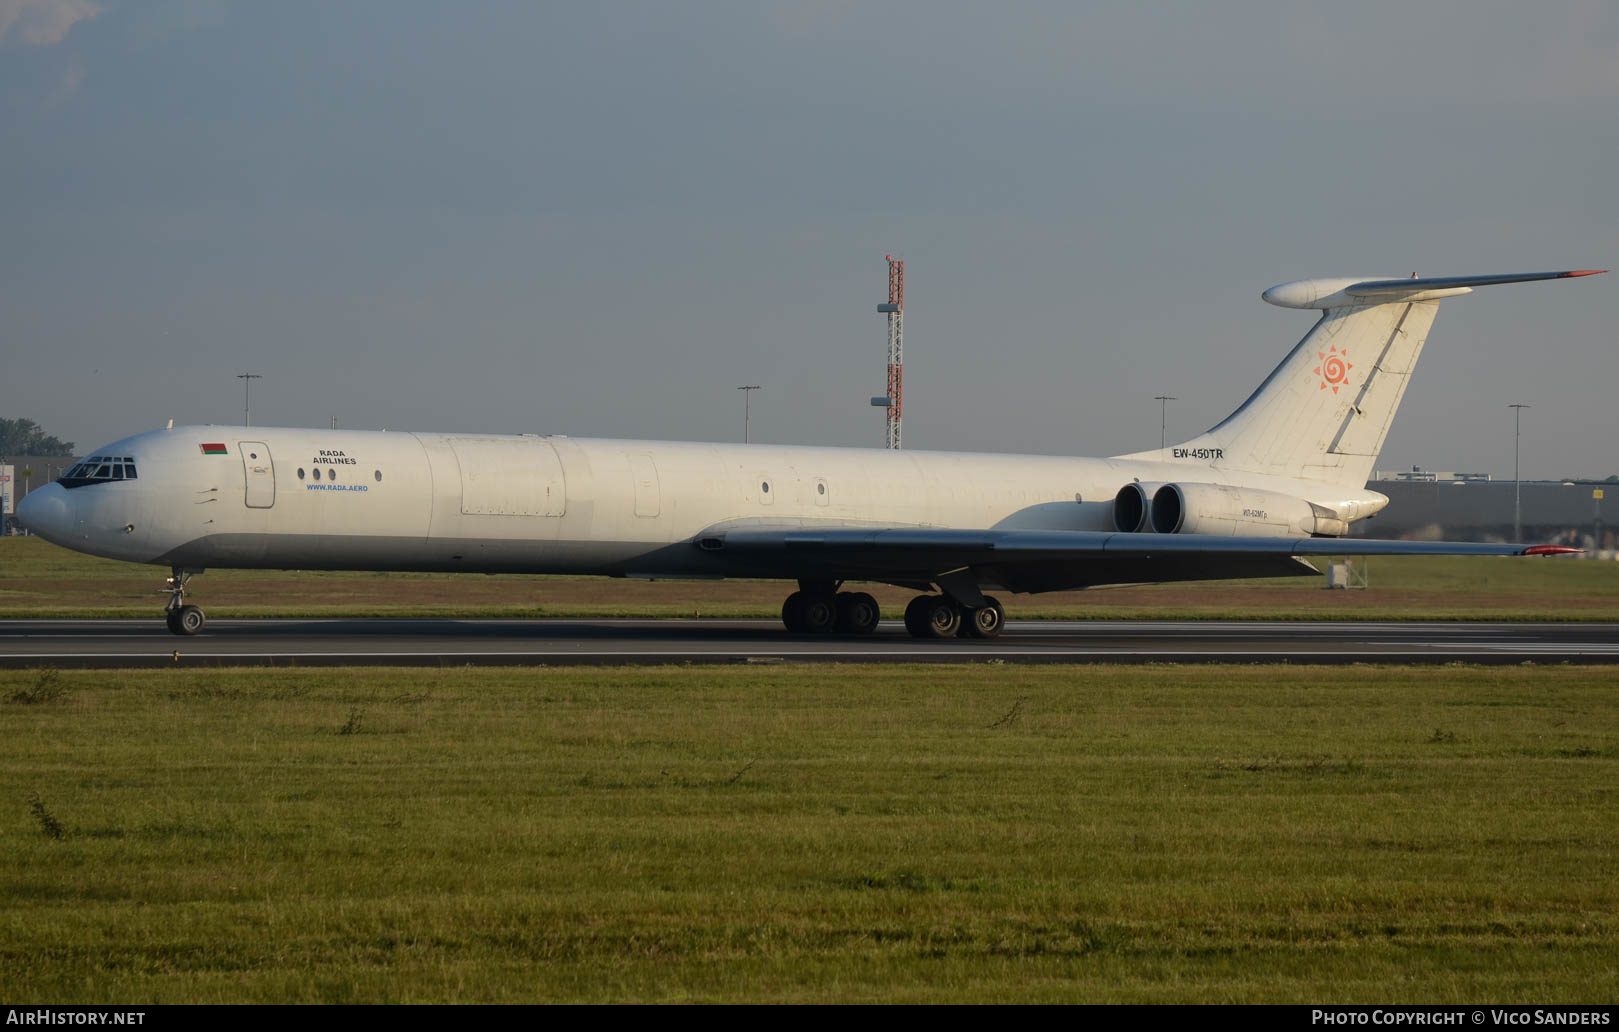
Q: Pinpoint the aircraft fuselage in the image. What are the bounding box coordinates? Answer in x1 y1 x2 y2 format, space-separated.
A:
17 424 1378 582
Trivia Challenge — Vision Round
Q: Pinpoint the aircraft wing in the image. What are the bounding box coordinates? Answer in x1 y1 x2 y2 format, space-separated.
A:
694 526 1576 594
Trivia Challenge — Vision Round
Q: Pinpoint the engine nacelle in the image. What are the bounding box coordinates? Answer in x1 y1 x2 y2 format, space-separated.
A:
1150 482 1338 537
1113 482 1166 532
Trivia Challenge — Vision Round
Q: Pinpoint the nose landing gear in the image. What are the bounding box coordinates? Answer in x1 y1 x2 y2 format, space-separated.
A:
162 568 206 636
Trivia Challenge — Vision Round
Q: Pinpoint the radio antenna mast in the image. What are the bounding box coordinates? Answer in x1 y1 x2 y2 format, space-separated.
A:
870 255 905 448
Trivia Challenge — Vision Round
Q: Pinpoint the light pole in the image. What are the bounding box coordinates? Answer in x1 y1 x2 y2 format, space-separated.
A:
737 385 761 444
237 373 263 427
1154 395 1177 452
1509 403 1530 540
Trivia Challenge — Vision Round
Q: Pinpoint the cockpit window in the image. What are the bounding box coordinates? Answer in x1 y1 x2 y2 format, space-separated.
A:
58 455 138 489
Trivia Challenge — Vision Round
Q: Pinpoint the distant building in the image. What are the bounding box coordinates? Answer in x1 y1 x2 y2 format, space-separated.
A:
1356 472 1613 552
1372 468 1492 483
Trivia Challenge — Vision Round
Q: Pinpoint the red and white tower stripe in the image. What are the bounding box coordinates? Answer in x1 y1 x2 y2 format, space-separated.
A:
877 255 904 449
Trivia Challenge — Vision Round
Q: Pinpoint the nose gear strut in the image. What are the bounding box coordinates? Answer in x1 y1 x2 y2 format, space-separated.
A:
162 567 206 636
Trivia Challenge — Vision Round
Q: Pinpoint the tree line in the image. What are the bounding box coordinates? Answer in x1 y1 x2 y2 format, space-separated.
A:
0 418 76 456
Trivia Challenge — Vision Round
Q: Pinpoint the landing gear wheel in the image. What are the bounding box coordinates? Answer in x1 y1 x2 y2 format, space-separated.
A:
800 594 837 634
171 605 205 636
782 592 807 633
918 596 962 639
903 595 933 637
963 596 1005 639
160 567 205 636
782 591 836 634
835 592 881 635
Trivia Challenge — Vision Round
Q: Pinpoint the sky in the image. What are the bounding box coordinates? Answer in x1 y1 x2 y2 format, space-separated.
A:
2 1 1614 478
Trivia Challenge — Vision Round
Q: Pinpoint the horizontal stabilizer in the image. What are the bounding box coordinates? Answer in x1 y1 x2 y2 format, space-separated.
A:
1263 269 1605 310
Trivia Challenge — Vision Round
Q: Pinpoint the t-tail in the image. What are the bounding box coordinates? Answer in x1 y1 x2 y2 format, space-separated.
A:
1123 269 1605 488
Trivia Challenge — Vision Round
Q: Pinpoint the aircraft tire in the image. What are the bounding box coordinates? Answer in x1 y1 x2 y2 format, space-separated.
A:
835 592 881 635
920 596 962 639
781 592 807 633
903 595 933 637
800 594 837 634
963 596 1005 639
173 605 206 636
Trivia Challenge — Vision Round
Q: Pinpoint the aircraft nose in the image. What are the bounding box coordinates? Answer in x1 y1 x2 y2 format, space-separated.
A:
15 484 73 543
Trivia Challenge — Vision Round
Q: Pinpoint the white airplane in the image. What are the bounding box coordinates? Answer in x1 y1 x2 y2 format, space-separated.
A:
16 269 1603 638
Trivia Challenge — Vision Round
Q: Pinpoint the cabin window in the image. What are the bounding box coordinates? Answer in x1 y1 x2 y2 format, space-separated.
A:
374 470 382 482
327 468 336 481
297 468 306 481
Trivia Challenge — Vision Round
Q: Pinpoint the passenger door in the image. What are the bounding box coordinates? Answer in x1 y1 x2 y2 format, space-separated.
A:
239 441 275 508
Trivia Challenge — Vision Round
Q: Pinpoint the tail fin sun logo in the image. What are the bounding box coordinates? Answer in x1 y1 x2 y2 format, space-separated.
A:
1315 345 1352 394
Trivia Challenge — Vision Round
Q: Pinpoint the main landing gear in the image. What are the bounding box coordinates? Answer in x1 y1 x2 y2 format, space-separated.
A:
902 594 1004 639
162 567 206 636
777 580 1005 639
781 582 882 636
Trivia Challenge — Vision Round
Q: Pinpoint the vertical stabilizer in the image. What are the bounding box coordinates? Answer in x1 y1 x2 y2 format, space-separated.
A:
1119 270 1604 489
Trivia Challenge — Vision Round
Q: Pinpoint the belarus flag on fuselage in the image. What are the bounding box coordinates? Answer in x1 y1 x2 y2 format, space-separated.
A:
199 443 228 455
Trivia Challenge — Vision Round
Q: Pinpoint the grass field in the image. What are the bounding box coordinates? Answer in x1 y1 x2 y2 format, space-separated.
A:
2 663 1615 1003
3 536 1617 621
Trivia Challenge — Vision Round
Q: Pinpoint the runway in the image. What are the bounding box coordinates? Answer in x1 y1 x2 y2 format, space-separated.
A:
3 618 1619 667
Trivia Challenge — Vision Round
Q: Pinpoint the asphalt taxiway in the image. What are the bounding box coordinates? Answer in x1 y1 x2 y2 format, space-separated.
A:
3 618 1618 667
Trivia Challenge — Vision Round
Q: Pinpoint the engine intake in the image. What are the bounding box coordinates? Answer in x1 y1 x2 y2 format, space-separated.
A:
1113 483 1165 532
